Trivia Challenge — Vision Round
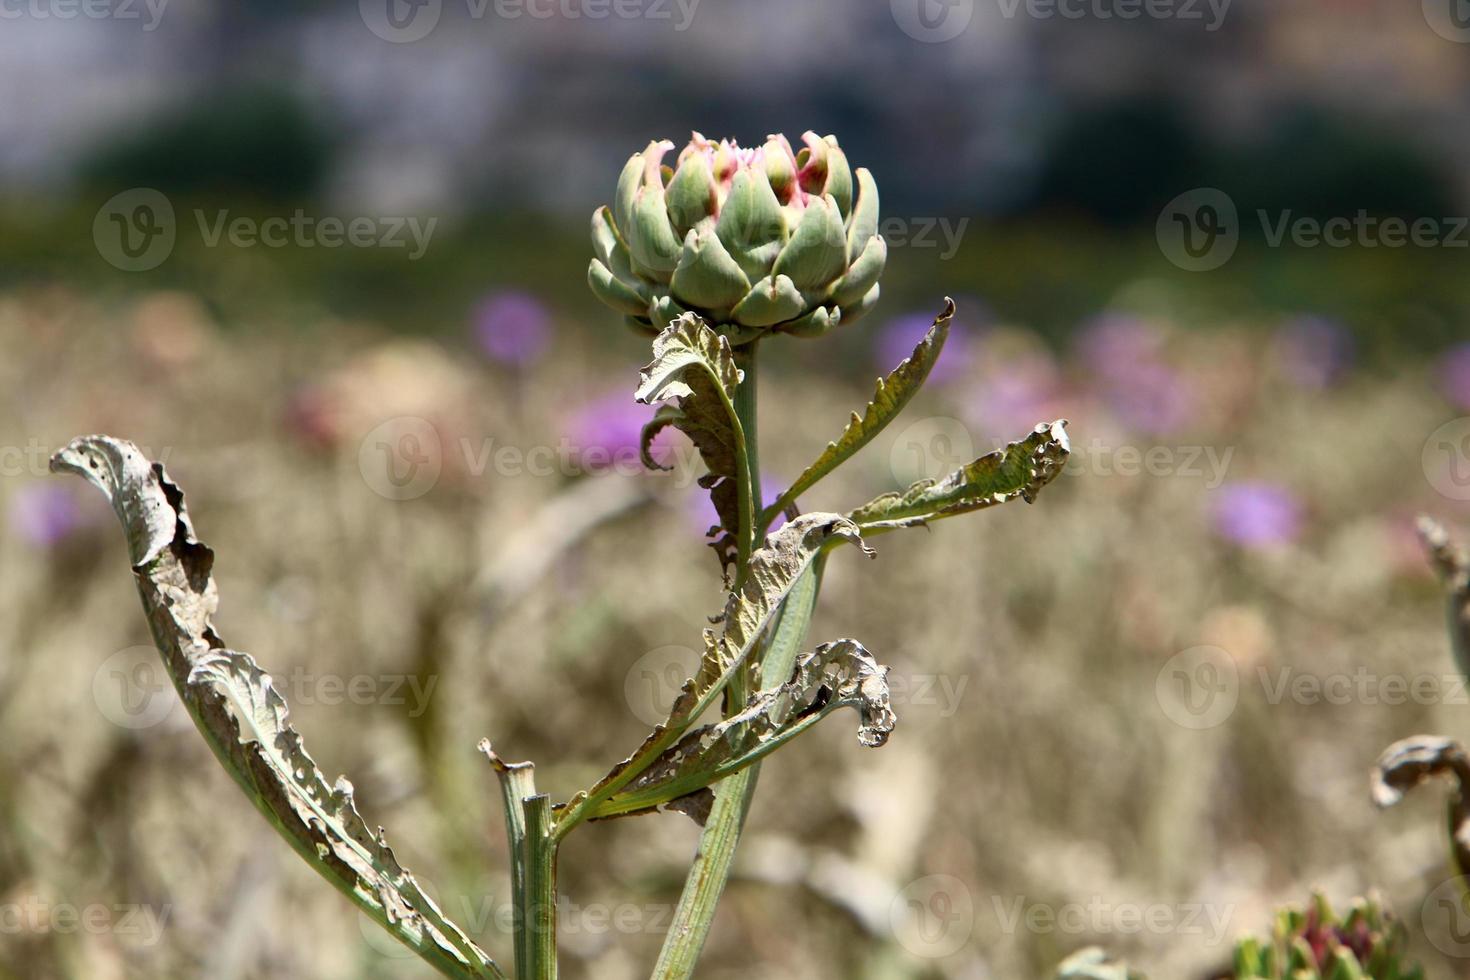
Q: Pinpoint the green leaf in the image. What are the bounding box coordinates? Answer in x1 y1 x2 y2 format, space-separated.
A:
555 513 873 835
848 419 1070 532
635 313 751 568
762 298 954 531
589 638 895 821
49 437 506 980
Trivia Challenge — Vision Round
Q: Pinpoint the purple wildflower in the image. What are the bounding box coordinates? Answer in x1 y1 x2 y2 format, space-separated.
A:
471 290 553 368
1272 315 1354 390
1439 342 1470 410
1101 361 1195 435
962 349 1065 440
873 307 980 386
8 484 84 547
564 393 653 473
1075 314 1164 377
1210 482 1303 549
1075 314 1196 435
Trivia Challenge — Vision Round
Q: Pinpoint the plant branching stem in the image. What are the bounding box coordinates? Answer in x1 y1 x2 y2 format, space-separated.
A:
650 341 823 980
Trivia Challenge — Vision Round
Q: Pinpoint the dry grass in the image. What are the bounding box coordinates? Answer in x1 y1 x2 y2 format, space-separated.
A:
0 286 1466 979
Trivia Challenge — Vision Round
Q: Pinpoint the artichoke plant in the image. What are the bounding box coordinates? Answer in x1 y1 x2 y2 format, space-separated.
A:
588 131 886 341
1230 892 1422 980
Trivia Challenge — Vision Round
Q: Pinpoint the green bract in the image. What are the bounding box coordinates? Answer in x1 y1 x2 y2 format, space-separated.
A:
588 131 886 341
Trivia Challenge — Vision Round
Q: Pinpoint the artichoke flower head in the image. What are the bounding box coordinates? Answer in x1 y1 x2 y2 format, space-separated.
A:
589 132 886 342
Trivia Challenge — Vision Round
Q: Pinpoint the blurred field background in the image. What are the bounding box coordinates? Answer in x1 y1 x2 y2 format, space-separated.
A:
5 2 1470 979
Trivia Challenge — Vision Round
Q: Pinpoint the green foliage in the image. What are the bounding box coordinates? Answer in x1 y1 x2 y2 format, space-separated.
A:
77 86 333 202
1231 893 1422 980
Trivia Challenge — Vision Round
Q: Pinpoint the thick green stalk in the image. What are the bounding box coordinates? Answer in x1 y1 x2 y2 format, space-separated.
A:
651 342 824 980
730 341 761 592
522 795 558 980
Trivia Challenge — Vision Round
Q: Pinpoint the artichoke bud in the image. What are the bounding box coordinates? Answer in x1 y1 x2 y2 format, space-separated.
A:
589 131 887 340
762 134 798 203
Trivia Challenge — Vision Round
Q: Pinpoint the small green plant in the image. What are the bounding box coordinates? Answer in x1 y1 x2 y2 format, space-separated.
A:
52 132 1070 978
1056 893 1423 980
1229 892 1422 980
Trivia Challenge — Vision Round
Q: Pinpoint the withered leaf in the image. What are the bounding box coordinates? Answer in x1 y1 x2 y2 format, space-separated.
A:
1373 735 1470 879
764 298 954 524
593 638 896 823
51 436 504 980
557 513 873 831
849 420 1070 532
636 312 750 569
